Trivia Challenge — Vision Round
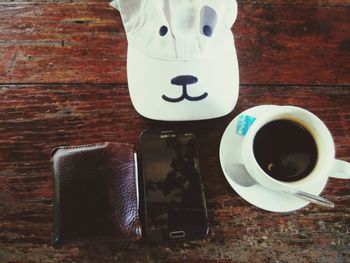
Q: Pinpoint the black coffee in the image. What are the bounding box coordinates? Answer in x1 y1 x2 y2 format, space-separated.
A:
253 120 318 182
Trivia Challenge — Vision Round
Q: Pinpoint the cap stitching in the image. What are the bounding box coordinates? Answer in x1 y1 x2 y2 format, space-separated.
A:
128 42 235 62
128 0 149 38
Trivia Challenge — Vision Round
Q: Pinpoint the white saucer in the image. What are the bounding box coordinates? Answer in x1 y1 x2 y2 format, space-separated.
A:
219 105 328 212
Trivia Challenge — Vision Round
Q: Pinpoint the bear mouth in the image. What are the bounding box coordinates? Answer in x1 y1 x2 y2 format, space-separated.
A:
162 75 208 103
162 87 208 102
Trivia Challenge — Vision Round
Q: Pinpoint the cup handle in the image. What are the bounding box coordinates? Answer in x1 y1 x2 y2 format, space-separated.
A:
329 159 350 179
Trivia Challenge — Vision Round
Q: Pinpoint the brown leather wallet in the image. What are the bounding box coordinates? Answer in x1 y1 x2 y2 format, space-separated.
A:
52 142 142 245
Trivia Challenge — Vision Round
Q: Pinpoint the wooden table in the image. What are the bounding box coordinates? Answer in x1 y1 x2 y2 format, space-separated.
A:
1 0 349 262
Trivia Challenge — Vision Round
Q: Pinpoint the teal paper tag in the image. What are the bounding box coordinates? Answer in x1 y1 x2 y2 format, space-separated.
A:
236 115 256 136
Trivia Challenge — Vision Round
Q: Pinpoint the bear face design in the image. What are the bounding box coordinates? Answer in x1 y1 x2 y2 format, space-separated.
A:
112 0 239 121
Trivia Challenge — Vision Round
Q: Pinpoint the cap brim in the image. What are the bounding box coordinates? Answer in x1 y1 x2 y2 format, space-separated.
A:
127 45 239 121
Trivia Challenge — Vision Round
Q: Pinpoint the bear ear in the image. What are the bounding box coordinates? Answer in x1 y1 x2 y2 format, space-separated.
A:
222 0 238 28
109 0 120 10
110 0 144 34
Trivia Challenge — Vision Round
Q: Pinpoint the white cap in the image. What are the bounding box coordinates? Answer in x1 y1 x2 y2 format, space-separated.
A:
111 0 239 121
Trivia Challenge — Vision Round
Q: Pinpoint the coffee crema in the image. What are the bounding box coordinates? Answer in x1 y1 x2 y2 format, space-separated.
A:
253 120 318 182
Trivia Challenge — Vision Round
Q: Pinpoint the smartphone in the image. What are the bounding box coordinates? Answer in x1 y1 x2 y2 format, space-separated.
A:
140 129 209 242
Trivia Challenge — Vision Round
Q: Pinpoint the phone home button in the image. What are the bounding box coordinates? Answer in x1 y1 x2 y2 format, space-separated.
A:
169 231 186 239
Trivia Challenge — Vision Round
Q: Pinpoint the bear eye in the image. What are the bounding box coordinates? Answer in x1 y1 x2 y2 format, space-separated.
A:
203 25 212 37
200 6 217 37
159 25 168 36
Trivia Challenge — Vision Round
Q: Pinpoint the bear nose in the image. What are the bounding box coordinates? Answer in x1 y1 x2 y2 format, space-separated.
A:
171 75 198 86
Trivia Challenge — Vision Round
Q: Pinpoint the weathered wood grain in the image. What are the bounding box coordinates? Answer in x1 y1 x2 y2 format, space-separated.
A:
0 84 349 262
1 0 350 262
0 3 349 85
237 4 350 85
0 0 349 5
0 3 127 84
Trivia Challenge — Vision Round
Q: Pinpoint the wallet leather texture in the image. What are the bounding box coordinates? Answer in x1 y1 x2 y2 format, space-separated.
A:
52 142 141 245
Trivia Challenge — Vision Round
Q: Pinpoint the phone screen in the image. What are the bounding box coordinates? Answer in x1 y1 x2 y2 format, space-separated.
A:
141 130 208 241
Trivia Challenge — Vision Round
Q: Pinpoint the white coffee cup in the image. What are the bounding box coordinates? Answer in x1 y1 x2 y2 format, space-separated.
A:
239 105 350 193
